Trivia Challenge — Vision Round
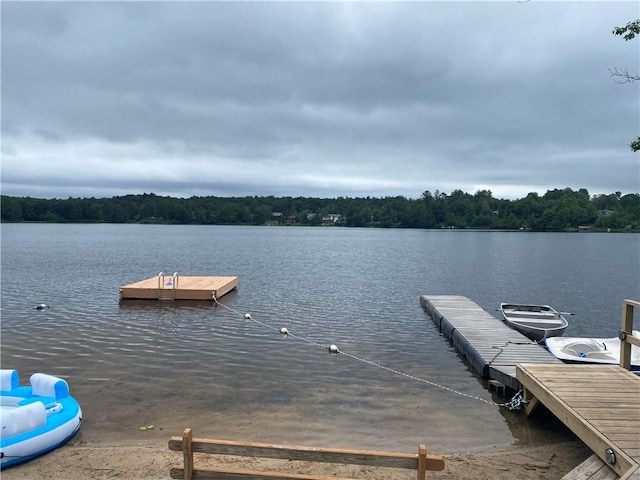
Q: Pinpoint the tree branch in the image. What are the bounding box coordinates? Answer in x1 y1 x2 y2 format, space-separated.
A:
613 20 640 41
609 67 640 84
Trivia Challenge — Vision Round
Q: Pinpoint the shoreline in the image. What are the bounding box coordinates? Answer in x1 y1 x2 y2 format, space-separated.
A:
1 436 591 480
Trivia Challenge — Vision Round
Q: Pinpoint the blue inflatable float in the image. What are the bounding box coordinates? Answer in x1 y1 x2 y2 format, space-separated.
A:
0 370 82 469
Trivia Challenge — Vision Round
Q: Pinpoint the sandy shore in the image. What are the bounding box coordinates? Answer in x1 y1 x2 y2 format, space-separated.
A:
2 437 590 480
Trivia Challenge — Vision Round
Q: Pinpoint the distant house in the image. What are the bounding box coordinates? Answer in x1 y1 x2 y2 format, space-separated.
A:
322 213 342 224
597 209 616 217
578 226 591 233
267 212 285 225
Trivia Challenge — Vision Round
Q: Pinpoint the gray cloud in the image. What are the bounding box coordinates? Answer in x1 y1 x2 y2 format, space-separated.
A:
2 1 638 200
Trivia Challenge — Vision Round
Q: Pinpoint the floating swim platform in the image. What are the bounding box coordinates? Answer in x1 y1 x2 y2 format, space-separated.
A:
120 272 238 301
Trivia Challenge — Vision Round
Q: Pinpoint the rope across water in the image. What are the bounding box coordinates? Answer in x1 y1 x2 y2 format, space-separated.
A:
212 296 523 410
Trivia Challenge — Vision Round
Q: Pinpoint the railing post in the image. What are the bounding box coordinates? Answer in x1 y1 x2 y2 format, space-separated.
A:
172 272 178 300
158 272 164 300
183 428 193 480
620 300 640 371
417 444 427 480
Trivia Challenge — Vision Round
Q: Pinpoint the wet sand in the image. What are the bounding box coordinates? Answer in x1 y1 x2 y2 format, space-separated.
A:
1 370 593 479
1 436 590 480
1 403 592 480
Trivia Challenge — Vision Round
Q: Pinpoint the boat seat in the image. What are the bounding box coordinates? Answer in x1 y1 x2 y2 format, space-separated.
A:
17 373 69 409
516 319 564 326
0 401 47 439
0 369 19 393
507 311 557 319
584 351 614 360
17 396 58 408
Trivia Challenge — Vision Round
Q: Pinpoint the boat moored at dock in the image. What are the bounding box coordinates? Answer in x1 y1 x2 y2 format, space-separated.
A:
499 303 568 341
545 331 640 370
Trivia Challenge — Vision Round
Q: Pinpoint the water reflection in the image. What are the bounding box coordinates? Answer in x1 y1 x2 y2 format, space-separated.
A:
2 225 637 453
118 299 219 309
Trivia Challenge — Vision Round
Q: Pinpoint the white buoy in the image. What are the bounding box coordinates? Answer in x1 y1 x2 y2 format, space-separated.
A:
34 303 49 310
280 327 289 336
244 313 252 320
327 344 339 354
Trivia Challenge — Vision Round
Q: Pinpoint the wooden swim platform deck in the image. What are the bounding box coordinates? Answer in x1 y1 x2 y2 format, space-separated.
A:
120 272 237 301
420 295 560 391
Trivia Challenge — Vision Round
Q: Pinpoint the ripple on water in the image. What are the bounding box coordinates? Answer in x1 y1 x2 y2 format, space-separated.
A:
4 225 634 452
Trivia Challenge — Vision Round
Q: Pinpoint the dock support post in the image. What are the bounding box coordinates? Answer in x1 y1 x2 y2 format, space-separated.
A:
488 380 505 397
417 444 427 480
183 427 193 480
522 388 539 417
620 300 640 371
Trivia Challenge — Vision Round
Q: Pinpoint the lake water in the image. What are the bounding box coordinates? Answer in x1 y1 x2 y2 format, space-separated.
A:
1 224 638 453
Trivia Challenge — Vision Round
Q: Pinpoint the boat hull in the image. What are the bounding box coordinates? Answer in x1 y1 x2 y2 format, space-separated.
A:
500 303 568 342
545 332 640 370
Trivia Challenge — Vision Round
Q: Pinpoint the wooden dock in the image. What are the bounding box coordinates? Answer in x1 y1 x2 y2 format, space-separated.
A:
421 296 640 479
120 272 237 301
518 363 640 479
420 295 561 391
521 299 640 480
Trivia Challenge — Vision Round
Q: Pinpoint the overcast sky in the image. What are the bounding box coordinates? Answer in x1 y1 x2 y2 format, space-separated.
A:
1 1 638 200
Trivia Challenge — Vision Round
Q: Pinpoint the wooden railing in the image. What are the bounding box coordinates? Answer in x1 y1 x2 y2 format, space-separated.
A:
620 299 640 371
169 428 445 480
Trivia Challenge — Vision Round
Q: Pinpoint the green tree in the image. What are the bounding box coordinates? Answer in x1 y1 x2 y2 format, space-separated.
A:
1 196 23 221
612 19 640 151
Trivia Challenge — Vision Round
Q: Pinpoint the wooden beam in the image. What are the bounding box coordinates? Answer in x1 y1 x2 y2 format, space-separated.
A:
170 466 361 480
522 387 540 417
524 396 540 417
620 300 639 370
618 464 640 480
183 428 193 480
417 445 426 480
168 437 444 471
623 300 640 309
169 432 445 480
625 336 640 348
560 454 616 480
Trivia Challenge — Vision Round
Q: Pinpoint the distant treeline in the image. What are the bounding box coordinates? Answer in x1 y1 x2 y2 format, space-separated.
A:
1 188 639 232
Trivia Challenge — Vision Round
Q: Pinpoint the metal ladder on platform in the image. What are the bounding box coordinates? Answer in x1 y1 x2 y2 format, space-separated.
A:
157 271 179 300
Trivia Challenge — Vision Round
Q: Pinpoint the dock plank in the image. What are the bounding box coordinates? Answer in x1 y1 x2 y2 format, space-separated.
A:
561 454 617 480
